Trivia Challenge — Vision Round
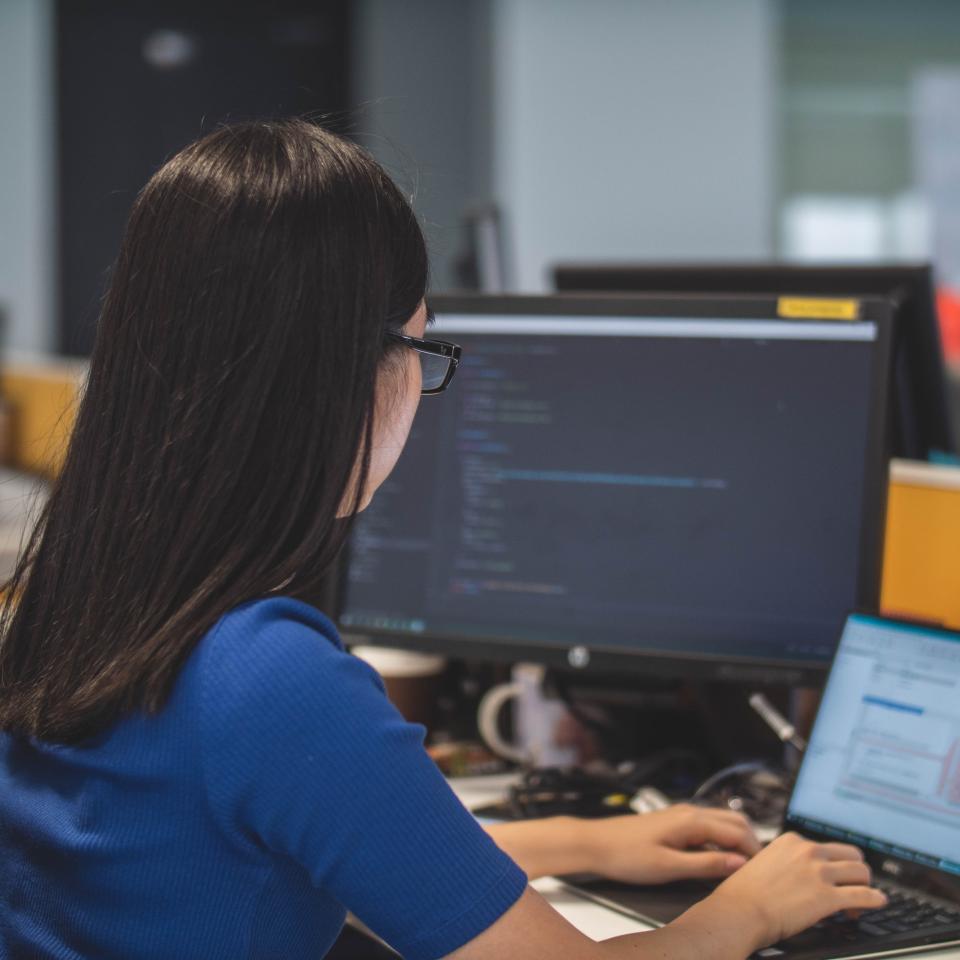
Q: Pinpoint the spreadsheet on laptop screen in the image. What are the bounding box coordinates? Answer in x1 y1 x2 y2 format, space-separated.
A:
789 615 960 874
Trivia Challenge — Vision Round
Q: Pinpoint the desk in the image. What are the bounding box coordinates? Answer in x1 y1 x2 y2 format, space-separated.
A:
449 774 960 957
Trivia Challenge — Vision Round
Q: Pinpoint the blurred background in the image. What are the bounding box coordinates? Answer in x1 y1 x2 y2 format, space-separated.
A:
3 0 960 397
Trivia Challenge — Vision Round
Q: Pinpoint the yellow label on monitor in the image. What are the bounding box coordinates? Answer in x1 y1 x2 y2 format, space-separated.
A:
776 297 860 321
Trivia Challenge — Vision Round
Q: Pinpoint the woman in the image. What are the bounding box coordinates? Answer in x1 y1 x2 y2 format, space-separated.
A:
0 120 884 960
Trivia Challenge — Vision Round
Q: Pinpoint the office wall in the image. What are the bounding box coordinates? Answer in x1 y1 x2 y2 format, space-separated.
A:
491 0 779 290
2 0 779 346
781 0 960 198
0 0 55 353
351 0 494 289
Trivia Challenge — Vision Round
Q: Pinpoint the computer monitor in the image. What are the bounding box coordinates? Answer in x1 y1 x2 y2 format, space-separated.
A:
337 294 893 684
553 263 953 461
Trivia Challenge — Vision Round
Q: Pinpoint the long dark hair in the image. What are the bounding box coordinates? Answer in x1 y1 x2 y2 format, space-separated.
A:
0 119 427 743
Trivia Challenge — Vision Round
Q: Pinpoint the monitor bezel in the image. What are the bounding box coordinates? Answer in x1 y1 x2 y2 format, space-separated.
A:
334 292 894 685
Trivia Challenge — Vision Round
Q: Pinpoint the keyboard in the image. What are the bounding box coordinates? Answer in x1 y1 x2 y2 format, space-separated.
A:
810 885 960 937
757 882 960 959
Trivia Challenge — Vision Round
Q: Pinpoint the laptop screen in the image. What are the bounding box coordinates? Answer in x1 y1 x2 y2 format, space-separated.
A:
788 615 960 876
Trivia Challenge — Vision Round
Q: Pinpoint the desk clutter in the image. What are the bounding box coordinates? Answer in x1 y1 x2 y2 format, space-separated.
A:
469 762 790 826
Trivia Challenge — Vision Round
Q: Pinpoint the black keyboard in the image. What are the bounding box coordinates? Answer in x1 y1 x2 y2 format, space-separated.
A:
759 884 960 958
817 887 960 937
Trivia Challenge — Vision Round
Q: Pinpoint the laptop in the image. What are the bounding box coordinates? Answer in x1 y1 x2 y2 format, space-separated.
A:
563 614 960 959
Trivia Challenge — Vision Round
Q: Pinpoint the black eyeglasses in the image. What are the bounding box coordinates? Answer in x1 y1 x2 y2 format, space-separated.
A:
386 331 462 395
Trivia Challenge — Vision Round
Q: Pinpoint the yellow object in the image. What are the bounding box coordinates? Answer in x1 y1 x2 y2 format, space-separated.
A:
776 297 861 321
601 793 630 808
0 357 87 478
881 459 960 629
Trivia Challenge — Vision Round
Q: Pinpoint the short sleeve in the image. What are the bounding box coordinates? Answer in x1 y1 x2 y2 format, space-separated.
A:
197 598 527 960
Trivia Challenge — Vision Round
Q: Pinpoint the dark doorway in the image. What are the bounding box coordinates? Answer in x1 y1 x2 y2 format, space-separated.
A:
56 0 350 355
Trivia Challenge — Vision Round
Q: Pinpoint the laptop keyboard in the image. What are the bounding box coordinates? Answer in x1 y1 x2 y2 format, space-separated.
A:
753 885 960 957
809 886 960 940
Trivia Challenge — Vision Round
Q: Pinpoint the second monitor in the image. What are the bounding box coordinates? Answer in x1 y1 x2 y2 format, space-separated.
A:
553 262 953 460
338 295 892 684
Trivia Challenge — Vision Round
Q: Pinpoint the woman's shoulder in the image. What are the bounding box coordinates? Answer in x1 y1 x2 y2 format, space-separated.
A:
213 595 343 651
183 597 400 857
190 596 386 723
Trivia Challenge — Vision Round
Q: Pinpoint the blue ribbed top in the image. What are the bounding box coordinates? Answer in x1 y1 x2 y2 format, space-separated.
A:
0 598 526 959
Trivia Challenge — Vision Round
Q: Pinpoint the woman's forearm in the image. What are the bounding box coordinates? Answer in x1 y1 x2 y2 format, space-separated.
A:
484 817 595 880
449 881 764 960
599 897 763 960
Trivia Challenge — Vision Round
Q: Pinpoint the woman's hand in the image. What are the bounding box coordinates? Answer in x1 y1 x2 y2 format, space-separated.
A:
485 803 760 883
678 831 888 954
578 803 761 884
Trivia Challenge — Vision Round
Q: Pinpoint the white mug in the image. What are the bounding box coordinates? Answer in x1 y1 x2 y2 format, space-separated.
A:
477 663 578 768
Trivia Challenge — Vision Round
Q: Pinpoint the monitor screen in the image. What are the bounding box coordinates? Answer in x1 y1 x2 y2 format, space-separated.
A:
338 296 891 680
788 614 960 876
553 262 953 461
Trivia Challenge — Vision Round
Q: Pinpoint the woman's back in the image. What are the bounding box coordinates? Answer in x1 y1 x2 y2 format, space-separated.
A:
0 598 524 959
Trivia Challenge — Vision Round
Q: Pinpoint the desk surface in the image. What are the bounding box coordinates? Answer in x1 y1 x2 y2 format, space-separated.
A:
450 774 960 958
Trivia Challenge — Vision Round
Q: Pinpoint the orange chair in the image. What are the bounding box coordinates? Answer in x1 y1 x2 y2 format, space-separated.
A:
0 357 86 478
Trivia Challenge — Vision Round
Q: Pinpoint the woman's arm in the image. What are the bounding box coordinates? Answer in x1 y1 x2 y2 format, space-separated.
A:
482 816 595 879
448 832 888 960
447 884 761 960
484 804 761 883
